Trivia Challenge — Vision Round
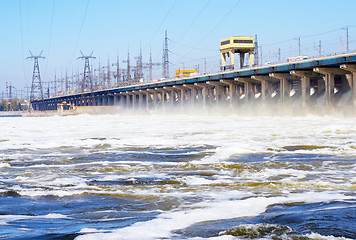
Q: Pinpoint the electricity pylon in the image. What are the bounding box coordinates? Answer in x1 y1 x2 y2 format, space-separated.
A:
77 51 96 105
26 50 45 111
162 30 169 79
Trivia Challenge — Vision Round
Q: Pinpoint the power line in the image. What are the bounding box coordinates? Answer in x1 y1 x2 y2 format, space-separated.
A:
177 0 242 63
45 0 56 78
143 0 177 54
170 0 212 51
18 0 26 86
169 39 216 52
70 0 90 64
263 26 356 47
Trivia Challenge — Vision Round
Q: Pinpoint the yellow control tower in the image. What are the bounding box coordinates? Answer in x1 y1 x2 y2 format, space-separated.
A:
220 36 254 70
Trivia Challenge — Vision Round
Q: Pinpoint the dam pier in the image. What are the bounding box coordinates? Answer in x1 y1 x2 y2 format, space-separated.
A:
31 52 356 115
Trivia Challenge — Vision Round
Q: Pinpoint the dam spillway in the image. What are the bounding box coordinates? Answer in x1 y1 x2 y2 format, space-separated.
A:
31 52 356 114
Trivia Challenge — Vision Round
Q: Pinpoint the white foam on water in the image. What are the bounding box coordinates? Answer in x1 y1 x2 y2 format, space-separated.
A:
0 213 69 226
187 236 235 240
301 232 353 240
79 228 108 233
181 175 218 186
1 114 356 158
75 192 353 240
0 162 11 168
1 114 355 237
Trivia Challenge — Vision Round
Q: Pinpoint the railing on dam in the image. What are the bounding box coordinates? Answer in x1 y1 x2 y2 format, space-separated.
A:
32 52 356 113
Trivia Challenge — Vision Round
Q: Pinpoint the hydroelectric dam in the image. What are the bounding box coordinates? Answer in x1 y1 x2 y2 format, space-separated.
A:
31 52 356 115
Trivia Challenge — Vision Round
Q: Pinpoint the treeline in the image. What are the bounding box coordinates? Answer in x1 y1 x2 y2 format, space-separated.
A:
0 98 27 111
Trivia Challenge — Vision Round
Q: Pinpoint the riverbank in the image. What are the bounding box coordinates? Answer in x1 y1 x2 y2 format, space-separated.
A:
0 111 25 117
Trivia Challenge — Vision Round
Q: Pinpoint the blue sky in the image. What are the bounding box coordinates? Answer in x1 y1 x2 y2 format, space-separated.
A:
1 0 355 96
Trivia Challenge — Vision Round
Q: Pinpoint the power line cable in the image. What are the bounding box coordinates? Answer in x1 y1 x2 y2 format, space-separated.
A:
177 0 242 64
143 0 177 54
18 0 26 85
44 0 56 79
263 26 356 47
169 39 216 51
70 0 90 64
170 0 212 51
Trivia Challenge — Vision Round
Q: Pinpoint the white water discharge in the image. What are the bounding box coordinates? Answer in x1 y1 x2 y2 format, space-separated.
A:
0 113 355 239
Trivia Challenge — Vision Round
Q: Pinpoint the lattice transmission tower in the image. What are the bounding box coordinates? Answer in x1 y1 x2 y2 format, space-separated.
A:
123 51 131 85
162 30 169 79
254 35 259 66
112 54 122 87
145 50 162 81
77 51 96 105
26 50 45 110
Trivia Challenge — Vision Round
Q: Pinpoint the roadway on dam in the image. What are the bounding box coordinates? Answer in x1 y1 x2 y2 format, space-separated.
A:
31 52 356 112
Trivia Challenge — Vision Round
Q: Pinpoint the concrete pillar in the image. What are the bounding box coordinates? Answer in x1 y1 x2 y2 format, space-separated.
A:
191 88 195 105
125 93 131 109
228 83 236 107
221 51 236 70
326 74 335 106
144 90 153 110
340 64 356 106
230 51 235 69
206 82 216 103
202 86 207 107
235 78 254 103
220 80 236 107
194 83 208 109
269 73 290 104
221 52 227 70
317 78 325 92
314 68 336 107
281 78 289 100
133 93 138 109
196 87 203 102
118 95 122 106
301 77 310 107
119 93 125 109
153 90 158 109
239 52 244 69
183 84 197 106
107 96 111 106
145 92 150 110
109 95 114 105
208 87 214 104
249 51 254 67
113 94 119 106
290 71 311 108
207 81 227 104
170 90 175 107
244 82 251 102
160 90 165 109
251 76 272 103
163 87 176 108
181 89 185 108
217 85 224 103
261 80 268 101
138 92 144 110
173 86 186 109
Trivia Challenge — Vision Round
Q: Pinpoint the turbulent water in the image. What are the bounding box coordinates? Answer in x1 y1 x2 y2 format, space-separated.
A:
0 112 355 240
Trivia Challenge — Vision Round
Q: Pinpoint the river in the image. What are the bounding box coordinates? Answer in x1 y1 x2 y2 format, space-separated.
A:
0 113 355 239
